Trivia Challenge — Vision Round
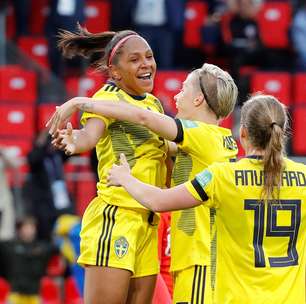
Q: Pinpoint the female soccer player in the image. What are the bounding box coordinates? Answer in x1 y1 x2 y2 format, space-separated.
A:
107 94 306 303
48 63 238 303
52 26 169 304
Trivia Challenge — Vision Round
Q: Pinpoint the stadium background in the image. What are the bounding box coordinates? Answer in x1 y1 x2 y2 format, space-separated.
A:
0 0 305 302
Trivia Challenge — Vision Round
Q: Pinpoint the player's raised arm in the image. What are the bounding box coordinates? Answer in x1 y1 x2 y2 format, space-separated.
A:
46 96 179 141
107 153 201 211
52 118 105 155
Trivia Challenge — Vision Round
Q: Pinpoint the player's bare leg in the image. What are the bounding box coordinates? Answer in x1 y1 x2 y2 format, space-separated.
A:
84 266 131 304
126 275 157 304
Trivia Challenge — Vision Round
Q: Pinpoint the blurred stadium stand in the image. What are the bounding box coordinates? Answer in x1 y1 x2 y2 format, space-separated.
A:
0 0 305 300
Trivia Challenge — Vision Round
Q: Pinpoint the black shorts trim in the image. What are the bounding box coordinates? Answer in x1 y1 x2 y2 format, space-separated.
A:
96 205 118 266
191 265 207 303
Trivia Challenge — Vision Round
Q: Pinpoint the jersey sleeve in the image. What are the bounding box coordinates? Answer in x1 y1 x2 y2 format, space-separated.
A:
80 90 117 129
184 165 219 208
174 119 208 153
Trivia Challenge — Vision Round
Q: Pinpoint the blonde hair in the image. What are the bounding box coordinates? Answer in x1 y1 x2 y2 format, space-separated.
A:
196 63 238 119
241 94 288 202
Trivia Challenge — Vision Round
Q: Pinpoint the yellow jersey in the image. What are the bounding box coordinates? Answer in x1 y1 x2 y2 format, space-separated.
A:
81 83 168 209
186 157 306 303
170 119 237 272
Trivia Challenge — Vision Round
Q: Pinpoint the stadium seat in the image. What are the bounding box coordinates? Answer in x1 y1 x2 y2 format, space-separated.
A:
46 254 66 277
153 71 188 115
292 106 306 155
66 72 105 98
29 0 49 35
37 103 80 131
220 13 233 45
236 139 245 158
0 104 35 138
0 137 31 186
40 277 61 304
18 37 49 69
250 72 291 106
5 3 15 39
0 277 10 304
257 2 292 49
220 115 234 130
0 136 30 182
183 1 208 48
0 66 37 104
75 179 97 216
84 0 110 33
64 277 83 304
293 73 306 105
0 137 32 158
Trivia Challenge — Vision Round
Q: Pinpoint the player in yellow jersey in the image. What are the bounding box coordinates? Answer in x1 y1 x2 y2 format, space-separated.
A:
48 63 238 303
106 94 306 304
49 26 169 304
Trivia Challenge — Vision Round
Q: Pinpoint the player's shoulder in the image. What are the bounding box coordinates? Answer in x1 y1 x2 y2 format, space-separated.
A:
285 157 306 172
145 93 164 113
207 159 234 174
93 83 120 99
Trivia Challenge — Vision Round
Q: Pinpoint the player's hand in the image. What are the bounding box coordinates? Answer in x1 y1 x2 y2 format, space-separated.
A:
46 98 78 135
51 122 76 155
107 153 131 186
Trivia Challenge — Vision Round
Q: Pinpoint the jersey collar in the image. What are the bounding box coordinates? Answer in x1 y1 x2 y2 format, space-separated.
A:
107 80 147 100
246 155 263 160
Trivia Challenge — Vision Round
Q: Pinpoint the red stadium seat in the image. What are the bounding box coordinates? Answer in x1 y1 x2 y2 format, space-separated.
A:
0 137 32 158
76 178 96 216
0 104 35 138
183 1 208 48
40 277 61 304
37 103 58 131
293 73 306 105
236 139 245 158
66 72 105 98
64 277 83 304
292 106 306 155
0 137 31 186
5 3 15 39
153 71 188 115
0 278 10 304
18 37 49 69
29 0 49 35
250 72 291 106
84 0 110 33
37 103 80 131
257 2 292 49
0 66 37 104
46 254 66 277
220 115 234 130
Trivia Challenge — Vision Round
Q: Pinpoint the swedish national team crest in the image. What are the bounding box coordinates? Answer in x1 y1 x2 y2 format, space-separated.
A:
114 237 129 258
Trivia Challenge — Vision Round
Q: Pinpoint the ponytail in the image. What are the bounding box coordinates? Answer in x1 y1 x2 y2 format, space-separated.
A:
262 123 285 202
241 95 288 203
57 24 138 72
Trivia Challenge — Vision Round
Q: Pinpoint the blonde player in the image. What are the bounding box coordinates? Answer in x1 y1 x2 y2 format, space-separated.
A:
107 94 306 303
48 63 238 303
51 26 169 304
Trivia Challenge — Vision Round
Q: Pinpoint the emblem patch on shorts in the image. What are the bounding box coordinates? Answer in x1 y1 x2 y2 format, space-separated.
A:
114 236 129 258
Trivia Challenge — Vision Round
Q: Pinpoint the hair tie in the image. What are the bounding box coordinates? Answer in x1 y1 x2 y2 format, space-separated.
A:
108 34 138 66
270 122 277 128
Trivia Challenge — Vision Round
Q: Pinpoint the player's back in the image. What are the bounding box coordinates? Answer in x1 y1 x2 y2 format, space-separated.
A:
203 157 306 303
171 121 237 271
